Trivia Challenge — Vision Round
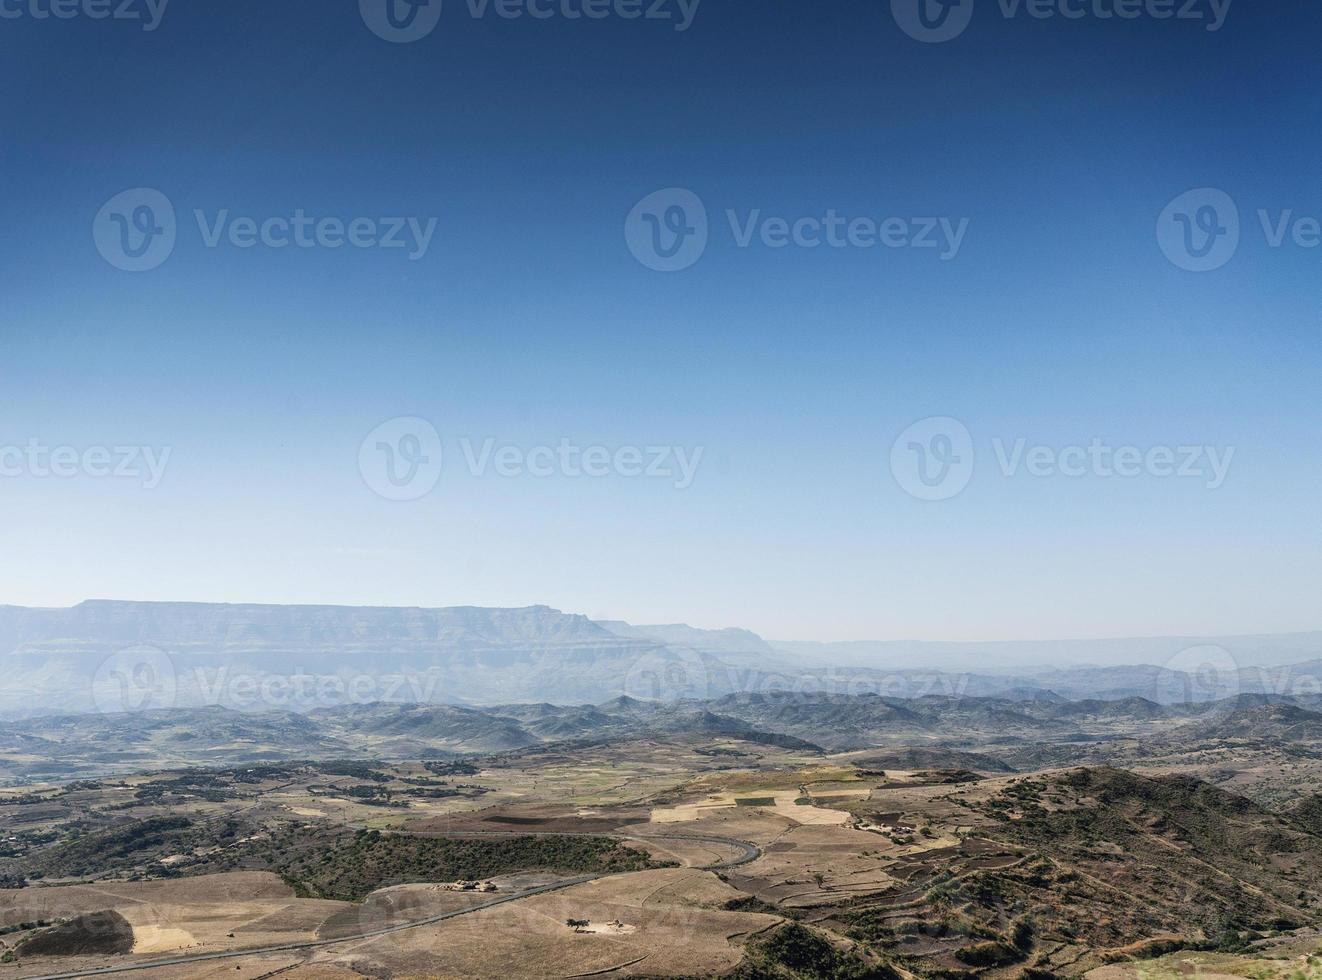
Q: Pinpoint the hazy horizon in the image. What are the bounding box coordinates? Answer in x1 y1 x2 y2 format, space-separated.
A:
2 595 1320 649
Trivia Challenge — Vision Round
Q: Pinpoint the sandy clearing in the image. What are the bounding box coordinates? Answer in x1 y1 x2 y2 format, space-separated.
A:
132 923 198 954
767 795 849 825
577 921 638 935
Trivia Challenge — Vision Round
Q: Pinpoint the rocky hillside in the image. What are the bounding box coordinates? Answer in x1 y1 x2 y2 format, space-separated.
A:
842 768 1322 977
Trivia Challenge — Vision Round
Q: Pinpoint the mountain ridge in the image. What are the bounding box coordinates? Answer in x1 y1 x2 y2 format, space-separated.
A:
1 600 1321 718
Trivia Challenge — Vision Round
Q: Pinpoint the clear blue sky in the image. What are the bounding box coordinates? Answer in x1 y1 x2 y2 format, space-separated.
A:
2 0 1319 642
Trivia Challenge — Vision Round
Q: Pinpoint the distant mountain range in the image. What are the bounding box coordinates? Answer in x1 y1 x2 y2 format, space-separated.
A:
0 601 671 717
6 688 1322 783
0 600 1319 718
773 633 1322 671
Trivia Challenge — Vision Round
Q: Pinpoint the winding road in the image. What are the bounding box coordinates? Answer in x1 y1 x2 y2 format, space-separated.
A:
21 829 761 980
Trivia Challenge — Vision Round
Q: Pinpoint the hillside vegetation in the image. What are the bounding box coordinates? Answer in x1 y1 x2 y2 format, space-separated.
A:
226 826 662 901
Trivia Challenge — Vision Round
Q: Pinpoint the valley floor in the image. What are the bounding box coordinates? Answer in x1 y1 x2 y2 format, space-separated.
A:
4 732 1322 979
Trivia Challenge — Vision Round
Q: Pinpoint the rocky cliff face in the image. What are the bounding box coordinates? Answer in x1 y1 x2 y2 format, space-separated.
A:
0 600 624 656
0 601 683 716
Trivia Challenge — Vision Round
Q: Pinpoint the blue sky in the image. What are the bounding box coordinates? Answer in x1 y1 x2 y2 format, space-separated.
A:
1 0 1319 642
